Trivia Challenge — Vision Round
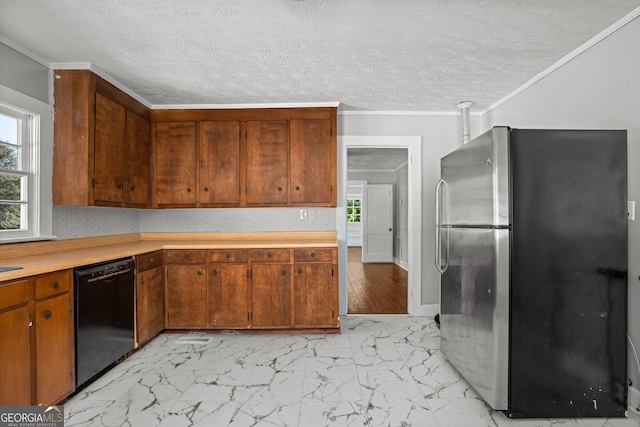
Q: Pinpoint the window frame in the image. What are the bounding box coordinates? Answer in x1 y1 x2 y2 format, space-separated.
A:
0 83 54 243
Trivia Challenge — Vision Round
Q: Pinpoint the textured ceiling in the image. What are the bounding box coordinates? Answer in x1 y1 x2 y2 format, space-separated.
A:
1 0 639 111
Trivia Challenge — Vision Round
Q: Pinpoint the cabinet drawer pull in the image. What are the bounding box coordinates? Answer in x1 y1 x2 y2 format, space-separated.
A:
281 270 287 276
183 253 189 259
225 253 231 259
212 270 218 276
140 278 145 284
310 252 315 257
44 311 52 319
52 281 59 289
267 252 272 258
150 257 155 263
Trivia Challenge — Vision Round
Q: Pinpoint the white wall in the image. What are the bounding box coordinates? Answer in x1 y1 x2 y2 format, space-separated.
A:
339 113 462 305
481 15 640 390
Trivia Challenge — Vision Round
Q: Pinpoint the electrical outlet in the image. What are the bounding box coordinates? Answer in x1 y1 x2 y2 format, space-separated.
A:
308 209 315 220
629 201 636 221
300 209 307 220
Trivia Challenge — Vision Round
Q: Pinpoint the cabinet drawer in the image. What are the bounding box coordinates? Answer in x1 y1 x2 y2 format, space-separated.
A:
249 249 290 262
0 280 29 311
166 250 206 263
294 248 335 263
209 250 248 263
34 271 70 300
137 250 164 271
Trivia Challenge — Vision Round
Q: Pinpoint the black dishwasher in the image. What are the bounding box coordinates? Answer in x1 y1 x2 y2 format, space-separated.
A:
74 257 135 387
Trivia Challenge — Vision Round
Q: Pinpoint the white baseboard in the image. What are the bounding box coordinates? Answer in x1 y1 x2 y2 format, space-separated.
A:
411 303 439 317
629 386 640 416
394 257 408 271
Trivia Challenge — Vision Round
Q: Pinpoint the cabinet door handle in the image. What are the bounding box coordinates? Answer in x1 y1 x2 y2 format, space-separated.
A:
204 187 209 192
197 271 202 276
117 183 123 188
130 185 135 191
52 281 59 289
212 270 218 276
296 186 300 191
281 270 287 276
44 311 52 319
277 187 282 192
298 269 302 274
187 188 192 193
140 278 145 284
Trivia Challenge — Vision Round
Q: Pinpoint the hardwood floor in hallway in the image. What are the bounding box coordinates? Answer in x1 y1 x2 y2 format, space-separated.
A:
347 246 408 314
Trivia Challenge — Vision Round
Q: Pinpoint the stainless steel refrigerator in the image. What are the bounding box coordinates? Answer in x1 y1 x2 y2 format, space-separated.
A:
435 127 628 418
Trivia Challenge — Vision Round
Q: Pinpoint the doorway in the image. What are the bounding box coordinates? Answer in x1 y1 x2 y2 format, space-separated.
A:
339 136 422 316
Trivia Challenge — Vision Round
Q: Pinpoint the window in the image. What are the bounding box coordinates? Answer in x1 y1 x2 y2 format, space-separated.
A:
0 97 46 242
347 198 362 223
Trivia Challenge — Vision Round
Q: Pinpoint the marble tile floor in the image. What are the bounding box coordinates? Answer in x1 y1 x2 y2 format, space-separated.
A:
64 316 640 427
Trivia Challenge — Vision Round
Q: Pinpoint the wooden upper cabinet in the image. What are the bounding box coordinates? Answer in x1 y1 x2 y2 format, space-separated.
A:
246 120 289 206
155 122 198 207
126 111 151 207
94 93 126 205
290 119 335 205
198 121 241 206
53 69 151 207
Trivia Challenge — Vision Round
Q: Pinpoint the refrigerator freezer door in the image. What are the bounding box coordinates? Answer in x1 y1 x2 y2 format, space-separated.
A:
440 127 510 227
440 227 509 410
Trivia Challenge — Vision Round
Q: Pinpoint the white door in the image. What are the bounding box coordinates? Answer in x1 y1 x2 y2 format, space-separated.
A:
362 184 394 263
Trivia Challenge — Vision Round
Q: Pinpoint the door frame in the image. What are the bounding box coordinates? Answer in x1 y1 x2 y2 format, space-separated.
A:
338 135 422 315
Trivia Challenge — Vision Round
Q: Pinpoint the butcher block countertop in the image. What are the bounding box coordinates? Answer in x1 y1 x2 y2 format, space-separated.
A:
0 231 338 282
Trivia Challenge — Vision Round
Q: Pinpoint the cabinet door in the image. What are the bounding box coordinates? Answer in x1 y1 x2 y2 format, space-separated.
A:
0 305 31 405
209 264 249 328
199 121 241 205
94 93 126 204
251 263 291 328
290 119 334 205
155 122 197 206
165 264 207 328
126 110 150 207
246 121 288 205
137 266 164 344
34 293 74 405
294 263 338 327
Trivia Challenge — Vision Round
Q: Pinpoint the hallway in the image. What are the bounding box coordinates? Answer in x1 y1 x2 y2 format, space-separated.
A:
347 247 408 314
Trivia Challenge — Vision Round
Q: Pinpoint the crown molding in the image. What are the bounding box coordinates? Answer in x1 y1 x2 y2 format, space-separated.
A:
0 35 51 67
339 110 465 116
151 101 340 110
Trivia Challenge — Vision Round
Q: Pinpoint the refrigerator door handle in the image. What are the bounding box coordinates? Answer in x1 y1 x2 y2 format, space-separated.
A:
435 179 449 273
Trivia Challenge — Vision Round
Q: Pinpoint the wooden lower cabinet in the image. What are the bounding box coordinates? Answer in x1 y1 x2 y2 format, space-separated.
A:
0 270 75 406
33 292 74 405
0 280 31 405
209 263 249 328
165 260 208 328
136 251 164 345
163 247 338 332
250 263 292 328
